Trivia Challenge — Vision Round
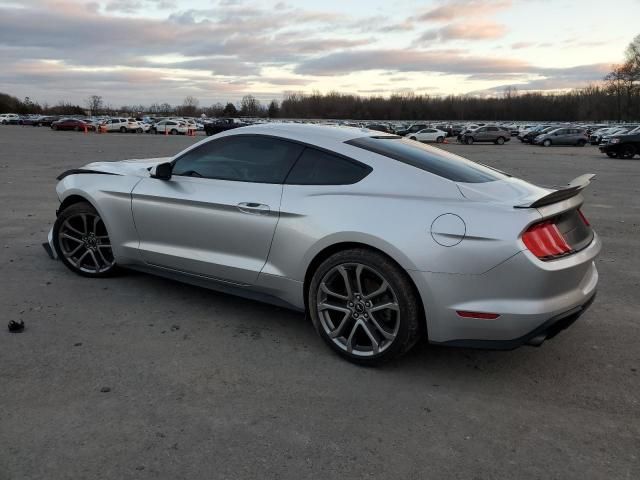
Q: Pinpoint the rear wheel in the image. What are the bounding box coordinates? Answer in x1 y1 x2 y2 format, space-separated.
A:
308 248 422 366
74 126 80 132
53 202 118 278
606 151 618 158
136 128 143 133
577 139 586 147
119 126 126 133
496 136 505 145
151 127 157 134
465 136 474 145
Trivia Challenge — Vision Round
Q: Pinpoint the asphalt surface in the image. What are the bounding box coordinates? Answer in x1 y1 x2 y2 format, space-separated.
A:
1 127 639 480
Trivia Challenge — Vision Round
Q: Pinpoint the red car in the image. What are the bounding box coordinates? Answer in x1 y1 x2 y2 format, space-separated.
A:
51 118 95 131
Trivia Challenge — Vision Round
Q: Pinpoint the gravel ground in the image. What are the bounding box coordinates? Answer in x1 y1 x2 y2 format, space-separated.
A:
1 127 639 480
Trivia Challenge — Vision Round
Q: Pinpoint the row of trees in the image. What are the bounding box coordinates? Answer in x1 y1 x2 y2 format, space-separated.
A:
2 35 638 121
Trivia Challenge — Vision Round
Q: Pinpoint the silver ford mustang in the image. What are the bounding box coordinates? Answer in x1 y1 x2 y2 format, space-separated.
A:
46 124 600 365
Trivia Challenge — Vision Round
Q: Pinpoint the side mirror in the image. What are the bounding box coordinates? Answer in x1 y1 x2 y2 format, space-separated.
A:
151 162 172 180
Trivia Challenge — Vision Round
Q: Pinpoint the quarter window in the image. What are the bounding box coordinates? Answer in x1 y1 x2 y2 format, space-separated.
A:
172 135 304 184
285 148 371 185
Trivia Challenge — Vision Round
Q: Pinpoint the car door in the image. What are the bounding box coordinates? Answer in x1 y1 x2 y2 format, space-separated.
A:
474 127 488 141
131 134 304 285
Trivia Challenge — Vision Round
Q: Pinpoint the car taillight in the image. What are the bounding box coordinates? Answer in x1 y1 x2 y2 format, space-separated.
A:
522 221 572 260
578 208 590 226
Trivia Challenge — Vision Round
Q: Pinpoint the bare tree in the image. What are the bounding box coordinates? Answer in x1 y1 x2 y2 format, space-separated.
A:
85 95 103 116
179 96 199 116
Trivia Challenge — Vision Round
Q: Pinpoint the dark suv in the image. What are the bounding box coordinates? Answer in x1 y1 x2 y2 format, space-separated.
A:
599 132 640 159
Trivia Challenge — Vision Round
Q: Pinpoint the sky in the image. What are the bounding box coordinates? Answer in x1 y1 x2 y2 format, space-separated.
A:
0 0 637 107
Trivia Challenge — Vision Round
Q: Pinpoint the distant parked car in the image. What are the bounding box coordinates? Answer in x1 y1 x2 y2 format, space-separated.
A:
407 128 447 143
204 118 248 136
459 125 511 145
150 119 189 135
534 128 588 147
394 123 428 136
100 118 131 133
366 123 395 134
51 118 95 131
589 127 626 145
34 116 59 127
18 115 42 126
599 126 638 145
0 113 20 125
520 125 555 143
599 131 640 159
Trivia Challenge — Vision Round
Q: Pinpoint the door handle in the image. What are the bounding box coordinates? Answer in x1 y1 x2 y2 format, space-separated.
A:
237 202 271 215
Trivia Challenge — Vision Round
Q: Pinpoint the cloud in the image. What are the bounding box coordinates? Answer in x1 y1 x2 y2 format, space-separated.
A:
417 20 508 42
417 0 512 22
295 49 532 76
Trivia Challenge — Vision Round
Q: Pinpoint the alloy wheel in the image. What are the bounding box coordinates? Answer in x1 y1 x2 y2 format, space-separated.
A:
316 263 400 357
57 212 115 274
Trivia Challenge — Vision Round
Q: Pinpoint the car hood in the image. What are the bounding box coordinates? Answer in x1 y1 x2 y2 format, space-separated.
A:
82 157 171 176
456 176 552 206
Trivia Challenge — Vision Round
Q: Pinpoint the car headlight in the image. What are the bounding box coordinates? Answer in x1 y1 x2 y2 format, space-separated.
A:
610 138 621 144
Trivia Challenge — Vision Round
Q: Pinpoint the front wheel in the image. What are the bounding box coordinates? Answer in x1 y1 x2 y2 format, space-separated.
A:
308 248 422 365
495 136 505 145
620 145 636 159
409 136 417 141
436 136 444 143
465 136 474 145
543 139 552 147
53 202 119 277
170 129 178 135
119 126 126 133
606 151 618 158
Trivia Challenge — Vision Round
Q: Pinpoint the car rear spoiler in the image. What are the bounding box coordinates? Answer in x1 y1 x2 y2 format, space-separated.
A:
515 174 595 209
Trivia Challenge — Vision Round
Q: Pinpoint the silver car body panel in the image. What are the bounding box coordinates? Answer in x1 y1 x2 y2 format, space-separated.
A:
49 124 600 344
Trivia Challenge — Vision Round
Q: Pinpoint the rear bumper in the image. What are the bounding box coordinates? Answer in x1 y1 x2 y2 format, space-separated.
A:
409 232 601 346
435 292 596 350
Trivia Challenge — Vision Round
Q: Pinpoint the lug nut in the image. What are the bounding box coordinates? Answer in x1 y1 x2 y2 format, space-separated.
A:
348 302 354 307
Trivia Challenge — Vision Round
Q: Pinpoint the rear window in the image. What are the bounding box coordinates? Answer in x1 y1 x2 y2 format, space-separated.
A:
345 136 506 183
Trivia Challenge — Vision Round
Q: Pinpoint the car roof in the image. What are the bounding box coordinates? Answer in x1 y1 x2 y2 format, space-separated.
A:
223 123 397 144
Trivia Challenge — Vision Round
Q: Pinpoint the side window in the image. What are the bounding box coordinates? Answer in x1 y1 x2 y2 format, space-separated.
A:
172 135 304 184
285 148 371 185
487 126 498 131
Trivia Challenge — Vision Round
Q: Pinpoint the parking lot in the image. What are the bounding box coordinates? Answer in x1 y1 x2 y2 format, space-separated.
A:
1 127 639 479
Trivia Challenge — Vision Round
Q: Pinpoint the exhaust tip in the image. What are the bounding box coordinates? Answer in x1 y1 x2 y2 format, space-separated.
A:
527 334 547 347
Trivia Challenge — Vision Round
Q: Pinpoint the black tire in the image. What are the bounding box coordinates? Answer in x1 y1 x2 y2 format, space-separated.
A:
410 136 417 141
52 125 58 130
53 201 119 278
151 127 157 134
465 136 474 145
170 129 178 135
119 126 126 133
496 136 505 145
543 139 552 147
136 128 143 133
74 126 80 132
606 151 618 158
620 145 636 159
436 136 444 143
577 139 586 147
308 248 422 366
